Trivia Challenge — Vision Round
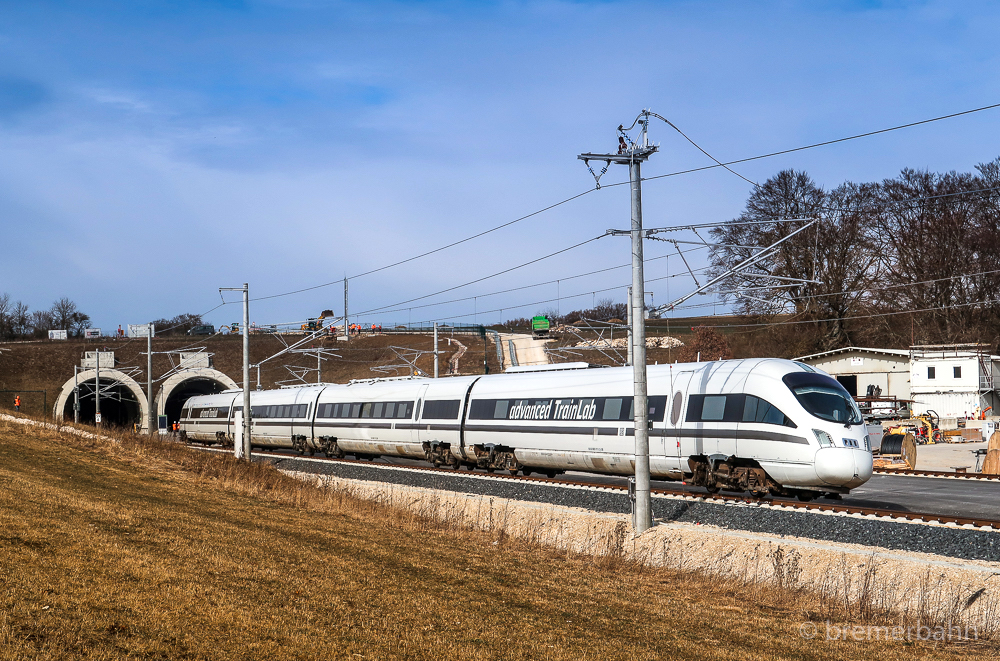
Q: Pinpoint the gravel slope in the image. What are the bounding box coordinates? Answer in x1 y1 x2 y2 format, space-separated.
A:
264 456 1000 563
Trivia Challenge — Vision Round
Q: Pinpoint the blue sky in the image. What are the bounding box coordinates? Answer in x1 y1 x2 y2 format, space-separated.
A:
2 0 999 331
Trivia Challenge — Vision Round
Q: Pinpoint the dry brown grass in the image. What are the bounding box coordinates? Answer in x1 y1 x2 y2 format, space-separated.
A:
1 415 996 660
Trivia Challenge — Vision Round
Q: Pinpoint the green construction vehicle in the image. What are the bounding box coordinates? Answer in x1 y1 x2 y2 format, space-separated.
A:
531 315 551 338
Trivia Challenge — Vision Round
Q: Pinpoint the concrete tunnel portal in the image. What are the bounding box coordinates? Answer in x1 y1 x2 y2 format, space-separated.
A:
55 367 238 432
155 368 240 429
54 369 148 429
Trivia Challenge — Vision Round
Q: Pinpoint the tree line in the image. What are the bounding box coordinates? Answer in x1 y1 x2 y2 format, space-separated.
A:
0 295 205 341
0 295 91 340
708 157 1000 356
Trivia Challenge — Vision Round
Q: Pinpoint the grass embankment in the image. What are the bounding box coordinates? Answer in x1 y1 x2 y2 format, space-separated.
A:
0 417 994 660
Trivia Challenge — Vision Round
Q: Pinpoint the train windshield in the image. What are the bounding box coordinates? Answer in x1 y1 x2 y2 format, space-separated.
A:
782 372 863 426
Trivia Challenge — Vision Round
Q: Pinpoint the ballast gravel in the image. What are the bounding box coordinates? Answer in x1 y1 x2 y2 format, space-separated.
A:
264 456 1000 563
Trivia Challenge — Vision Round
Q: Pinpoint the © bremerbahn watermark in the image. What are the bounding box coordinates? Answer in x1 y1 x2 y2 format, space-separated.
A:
799 621 979 642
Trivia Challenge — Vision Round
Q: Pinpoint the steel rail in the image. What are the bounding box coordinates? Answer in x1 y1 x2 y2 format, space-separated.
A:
874 466 1000 481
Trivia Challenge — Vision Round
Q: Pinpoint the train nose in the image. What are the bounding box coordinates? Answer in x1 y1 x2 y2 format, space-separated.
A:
815 447 873 488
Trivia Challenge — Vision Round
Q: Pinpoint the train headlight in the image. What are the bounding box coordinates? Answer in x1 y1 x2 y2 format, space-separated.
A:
813 429 835 447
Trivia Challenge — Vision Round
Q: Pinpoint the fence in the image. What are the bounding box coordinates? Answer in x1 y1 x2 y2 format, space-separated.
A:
0 390 49 418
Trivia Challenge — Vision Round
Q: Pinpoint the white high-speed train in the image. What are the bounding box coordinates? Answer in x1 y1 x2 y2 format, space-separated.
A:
178 359 873 500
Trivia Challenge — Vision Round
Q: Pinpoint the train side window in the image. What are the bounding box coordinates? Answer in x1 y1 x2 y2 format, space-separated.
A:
361 403 373 418
647 395 667 422
701 396 726 421
603 398 622 420
494 400 510 419
384 402 395 418
743 395 795 427
373 402 384 418
399 402 413 419
351 403 362 418
422 400 461 419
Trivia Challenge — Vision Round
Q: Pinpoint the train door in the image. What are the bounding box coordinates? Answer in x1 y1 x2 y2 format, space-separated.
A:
671 371 695 474
413 384 430 445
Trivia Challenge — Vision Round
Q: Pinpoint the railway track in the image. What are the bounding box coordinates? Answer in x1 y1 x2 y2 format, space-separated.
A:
874 466 1000 481
212 446 1000 532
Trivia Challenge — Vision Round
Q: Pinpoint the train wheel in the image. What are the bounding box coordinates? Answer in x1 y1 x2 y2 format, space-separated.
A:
705 484 720 494
796 492 816 502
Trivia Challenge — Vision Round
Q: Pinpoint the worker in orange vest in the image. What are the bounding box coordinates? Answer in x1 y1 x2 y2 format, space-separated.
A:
14 395 20 412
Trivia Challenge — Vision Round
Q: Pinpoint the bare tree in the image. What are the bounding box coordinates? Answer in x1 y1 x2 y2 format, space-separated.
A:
0 293 10 340
149 313 203 336
709 171 883 350
50 297 80 331
11 301 30 338
30 309 54 338
69 311 91 336
873 166 1000 344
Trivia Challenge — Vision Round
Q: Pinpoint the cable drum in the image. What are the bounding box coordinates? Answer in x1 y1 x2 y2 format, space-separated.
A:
880 433 917 469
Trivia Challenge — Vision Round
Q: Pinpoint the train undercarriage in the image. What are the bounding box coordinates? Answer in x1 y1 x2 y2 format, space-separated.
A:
686 454 845 501
185 432 840 501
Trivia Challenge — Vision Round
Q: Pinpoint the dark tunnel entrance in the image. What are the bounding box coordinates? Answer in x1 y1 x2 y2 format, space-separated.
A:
164 378 231 428
63 378 142 428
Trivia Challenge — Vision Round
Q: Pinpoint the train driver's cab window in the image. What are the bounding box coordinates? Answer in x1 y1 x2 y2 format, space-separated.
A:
927 366 936 379
782 372 862 426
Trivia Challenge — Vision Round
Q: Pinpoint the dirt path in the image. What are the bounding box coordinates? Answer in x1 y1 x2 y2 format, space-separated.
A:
446 338 467 374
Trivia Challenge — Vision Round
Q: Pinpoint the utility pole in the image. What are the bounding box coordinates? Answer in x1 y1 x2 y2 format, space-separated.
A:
147 324 155 436
626 286 634 366
343 278 349 341
221 283 251 460
433 322 439 378
95 350 101 428
73 366 80 424
579 111 657 534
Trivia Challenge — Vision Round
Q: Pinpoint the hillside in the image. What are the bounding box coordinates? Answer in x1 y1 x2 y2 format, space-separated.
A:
0 332 503 418
1 416 993 660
